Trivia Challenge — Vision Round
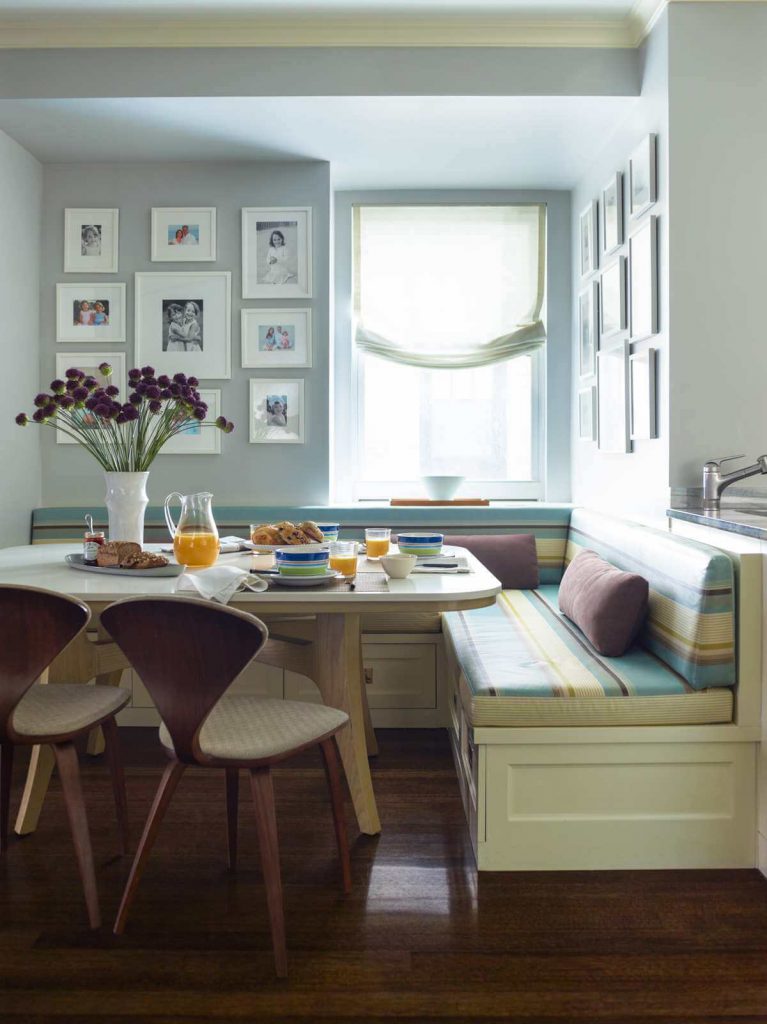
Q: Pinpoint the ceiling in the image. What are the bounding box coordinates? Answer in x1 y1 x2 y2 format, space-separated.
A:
0 95 635 188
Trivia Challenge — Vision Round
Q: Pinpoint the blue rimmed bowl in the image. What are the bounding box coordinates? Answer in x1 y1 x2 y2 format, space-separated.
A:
316 523 340 542
276 548 331 576
396 532 444 557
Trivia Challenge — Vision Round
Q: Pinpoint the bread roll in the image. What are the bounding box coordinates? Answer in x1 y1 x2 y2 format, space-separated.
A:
299 521 324 543
96 541 141 567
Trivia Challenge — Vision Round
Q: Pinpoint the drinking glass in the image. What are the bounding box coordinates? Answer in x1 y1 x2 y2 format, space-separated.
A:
329 540 358 579
365 528 390 559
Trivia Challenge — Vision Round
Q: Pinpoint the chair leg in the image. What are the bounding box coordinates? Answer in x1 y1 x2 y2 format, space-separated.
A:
249 768 287 978
1 743 14 855
102 717 129 855
113 760 185 936
225 767 239 870
52 742 100 929
320 736 352 894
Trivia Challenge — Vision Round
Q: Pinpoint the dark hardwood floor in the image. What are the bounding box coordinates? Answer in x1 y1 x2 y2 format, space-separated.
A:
2 728 767 1023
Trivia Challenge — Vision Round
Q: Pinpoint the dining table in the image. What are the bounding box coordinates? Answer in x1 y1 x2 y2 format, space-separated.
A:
0 542 501 838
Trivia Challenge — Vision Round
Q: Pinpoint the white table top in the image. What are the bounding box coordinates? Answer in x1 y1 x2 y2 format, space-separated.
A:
0 544 501 610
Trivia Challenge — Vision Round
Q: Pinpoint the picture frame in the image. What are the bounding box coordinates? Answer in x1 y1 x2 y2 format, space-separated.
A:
54 352 126 445
578 281 599 378
579 200 599 278
597 339 631 454
629 134 658 220
56 282 126 343
242 207 312 299
578 385 597 441
134 271 232 379
151 207 217 262
241 307 312 369
630 348 658 440
601 172 624 256
249 378 305 444
600 256 627 338
64 208 119 273
159 389 222 455
629 215 659 341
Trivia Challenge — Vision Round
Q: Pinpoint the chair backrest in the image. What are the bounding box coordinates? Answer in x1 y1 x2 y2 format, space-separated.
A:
101 597 269 763
0 585 90 742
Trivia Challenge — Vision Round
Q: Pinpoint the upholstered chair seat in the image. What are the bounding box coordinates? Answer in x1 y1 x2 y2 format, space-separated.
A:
12 684 130 739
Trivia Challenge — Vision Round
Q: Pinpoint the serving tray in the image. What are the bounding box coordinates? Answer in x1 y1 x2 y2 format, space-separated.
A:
65 553 185 578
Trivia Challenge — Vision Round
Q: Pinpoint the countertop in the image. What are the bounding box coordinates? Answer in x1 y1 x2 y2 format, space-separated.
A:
667 505 767 541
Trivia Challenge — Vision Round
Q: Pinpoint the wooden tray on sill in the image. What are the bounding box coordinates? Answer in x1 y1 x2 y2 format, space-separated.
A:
389 498 490 507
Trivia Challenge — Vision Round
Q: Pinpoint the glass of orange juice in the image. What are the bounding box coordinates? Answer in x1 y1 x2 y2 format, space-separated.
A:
329 540 358 579
365 528 390 559
173 528 220 568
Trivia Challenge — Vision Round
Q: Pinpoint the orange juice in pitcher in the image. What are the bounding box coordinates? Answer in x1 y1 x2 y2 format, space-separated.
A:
165 491 220 568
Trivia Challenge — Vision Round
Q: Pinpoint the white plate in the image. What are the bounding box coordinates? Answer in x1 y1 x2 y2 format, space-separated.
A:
258 569 342 587
65 553 185 578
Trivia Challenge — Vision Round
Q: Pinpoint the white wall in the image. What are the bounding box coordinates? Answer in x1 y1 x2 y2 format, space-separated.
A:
570 12 669 523
0 128 41 545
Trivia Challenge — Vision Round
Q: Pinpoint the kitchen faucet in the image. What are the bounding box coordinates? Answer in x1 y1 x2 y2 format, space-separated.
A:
702 454 767 511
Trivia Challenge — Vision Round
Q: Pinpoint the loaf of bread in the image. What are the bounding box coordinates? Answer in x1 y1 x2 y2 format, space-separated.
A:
96 541 141 567
120 551 169 570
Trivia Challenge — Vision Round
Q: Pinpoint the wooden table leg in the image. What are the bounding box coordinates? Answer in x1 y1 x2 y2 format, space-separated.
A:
360 651 379 758
311 613 381 836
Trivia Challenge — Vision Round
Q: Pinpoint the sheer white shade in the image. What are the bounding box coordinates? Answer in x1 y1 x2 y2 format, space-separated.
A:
353 203 546 370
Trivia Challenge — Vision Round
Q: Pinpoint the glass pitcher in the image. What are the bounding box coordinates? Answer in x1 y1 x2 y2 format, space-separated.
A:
164 491 220 568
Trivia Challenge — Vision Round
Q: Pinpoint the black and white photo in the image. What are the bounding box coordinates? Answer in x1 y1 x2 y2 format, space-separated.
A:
162 299 204 352
242 207 312 298
80 224 102 257
64 208 118 273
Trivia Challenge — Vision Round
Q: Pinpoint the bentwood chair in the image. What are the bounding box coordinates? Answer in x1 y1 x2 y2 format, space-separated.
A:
101 596 351 977
0 585 131 928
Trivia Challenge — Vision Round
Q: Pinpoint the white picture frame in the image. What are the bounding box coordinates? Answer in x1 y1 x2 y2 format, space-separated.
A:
630 348 658 440
629 134 658 220
629 215 659 341
56 282 126 343
134 271 231 380
241 307 312 369
249 378 305 444
601 172 624 256
579 200 599 278
151 207 217 262
597 340 631 454
54 352 126 445
578 280 599 378
64 208 118 273
578 385 597 441
159 389 222 455
600 256 627 339
242 207 312 299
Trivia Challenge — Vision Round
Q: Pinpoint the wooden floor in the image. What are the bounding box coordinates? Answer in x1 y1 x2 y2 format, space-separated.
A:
2 728 767 1023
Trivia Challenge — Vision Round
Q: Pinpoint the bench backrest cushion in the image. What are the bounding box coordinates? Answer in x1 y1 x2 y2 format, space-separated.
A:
566 509 735 690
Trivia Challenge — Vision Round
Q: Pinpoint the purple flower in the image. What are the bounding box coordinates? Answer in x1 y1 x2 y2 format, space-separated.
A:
116 412 127 424
72 386 89 401
192 406 206 421
122 404 140 422
32 408 47 423
160 388 172 399
98 363 112 377
85 397 99 411
15 413 28 426
33 393 49 408
83 376 98 390
65 368 83 380
169 383 181 396
50 379 65 394
59 395 75 409
141 365 155 378
105 385 119 397
65 380 78 392
43 403 57 418
148 400 162 414
215 415 227 430
187 376 199 388
157 375 171 387
145 385 161 399
128 368 141 380
224 421 234 434
94 403 112 418
129 392 143 406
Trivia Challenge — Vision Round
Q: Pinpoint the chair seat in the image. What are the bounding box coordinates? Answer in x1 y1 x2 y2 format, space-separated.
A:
159 696 348 763
12 683 131 739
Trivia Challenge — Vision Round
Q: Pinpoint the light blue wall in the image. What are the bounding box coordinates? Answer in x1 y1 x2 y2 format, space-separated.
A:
334 189 571 501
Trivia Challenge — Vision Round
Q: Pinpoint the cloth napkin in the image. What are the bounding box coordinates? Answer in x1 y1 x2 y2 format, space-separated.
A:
176 565 267 603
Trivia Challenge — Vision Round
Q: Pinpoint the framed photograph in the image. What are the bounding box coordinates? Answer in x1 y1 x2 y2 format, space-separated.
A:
597 340 631 454
578 385 597 441
601 172 624 256
629 134 658 219
159 389 222 455
630 348 658 440
578 281 599 378
579 200 598 278
64 208 118 273
151 208 217 262
54 352 126 445
249 378 304 444
134 271 231 379
56 283 126 343
242 207 312 299
241 308 312 369
600 256 627 338
629 215 659 341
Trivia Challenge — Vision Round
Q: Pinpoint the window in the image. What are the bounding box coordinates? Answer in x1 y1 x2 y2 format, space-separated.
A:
346 203 546 500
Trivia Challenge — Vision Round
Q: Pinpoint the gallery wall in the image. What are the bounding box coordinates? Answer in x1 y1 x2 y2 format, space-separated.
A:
39 159 331 508
0 127 42 545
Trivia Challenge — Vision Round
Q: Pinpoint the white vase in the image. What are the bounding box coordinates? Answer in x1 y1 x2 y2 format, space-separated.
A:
104 471 150 545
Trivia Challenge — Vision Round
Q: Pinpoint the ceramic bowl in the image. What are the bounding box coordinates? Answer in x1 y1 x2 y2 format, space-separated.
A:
380 553 418 579
316 523 340 541
397 532 444 557
421 475 464 500
276 548 331 575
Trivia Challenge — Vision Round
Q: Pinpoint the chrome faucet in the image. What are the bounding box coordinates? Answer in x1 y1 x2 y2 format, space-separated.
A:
702 454 767 511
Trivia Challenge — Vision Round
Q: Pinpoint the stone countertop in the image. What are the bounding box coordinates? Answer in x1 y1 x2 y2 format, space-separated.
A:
667 505 767 541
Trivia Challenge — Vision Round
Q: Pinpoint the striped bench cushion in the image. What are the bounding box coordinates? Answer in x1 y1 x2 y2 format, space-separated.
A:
567 509 735 690
443 586 733 728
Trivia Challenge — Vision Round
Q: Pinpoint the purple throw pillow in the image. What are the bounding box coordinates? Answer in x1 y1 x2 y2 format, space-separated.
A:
443 533 539 589
558 549 649 657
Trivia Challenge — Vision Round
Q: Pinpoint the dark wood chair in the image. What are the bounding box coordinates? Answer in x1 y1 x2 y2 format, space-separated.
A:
0 585 131 929
101 596 351 977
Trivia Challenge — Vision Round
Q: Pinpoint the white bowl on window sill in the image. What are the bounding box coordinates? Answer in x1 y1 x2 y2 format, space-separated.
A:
421 475 464 500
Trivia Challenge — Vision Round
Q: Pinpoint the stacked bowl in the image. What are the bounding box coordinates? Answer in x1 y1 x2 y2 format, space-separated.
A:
396 532 444 557
316 522 340 542
276 548 330 577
